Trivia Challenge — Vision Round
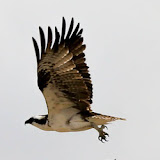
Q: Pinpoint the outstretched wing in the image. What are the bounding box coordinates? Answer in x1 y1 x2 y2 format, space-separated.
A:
32 18 93 115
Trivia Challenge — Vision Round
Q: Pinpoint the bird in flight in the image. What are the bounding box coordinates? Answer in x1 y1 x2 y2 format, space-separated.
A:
25 17 125 142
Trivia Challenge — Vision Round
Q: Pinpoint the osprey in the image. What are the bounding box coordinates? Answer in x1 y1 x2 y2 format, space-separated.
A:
25 18 125 142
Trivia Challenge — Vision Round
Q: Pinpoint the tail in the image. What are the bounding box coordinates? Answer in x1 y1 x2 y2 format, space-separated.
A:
87 112 126 125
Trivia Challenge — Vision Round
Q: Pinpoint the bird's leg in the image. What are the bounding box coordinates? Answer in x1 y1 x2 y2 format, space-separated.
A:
91 122 109 143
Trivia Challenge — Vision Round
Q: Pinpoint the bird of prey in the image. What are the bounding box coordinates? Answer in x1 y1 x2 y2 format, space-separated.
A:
25 17 125 142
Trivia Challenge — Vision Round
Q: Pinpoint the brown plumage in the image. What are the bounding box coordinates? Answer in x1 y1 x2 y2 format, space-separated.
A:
25 18 125 143
32 17 92 112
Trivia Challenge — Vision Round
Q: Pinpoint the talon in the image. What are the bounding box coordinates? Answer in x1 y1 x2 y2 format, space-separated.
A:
101 139 105 143
101 125 108 130
98 136 106 143
105 132 109 137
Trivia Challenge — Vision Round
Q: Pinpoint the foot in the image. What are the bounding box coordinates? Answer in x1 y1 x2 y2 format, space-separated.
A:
98 129 109 143
98 125 109 142
91 123 109 143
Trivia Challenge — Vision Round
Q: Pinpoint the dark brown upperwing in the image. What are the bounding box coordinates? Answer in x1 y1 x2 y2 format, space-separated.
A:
32 18 93 111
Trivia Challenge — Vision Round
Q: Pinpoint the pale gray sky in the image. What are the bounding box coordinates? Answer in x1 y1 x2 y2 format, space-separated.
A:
0 0 160 160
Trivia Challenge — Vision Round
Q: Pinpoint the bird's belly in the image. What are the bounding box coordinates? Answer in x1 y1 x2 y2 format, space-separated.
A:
49 108 91 132
69 113 92 131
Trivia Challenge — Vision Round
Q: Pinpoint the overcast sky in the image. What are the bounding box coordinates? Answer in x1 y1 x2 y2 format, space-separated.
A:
0 0 160 160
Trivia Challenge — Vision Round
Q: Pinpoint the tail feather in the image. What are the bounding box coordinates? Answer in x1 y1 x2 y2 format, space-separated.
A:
87 113 126 125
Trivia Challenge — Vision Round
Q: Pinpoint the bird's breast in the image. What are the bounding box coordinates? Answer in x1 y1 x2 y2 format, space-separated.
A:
48 108 91 132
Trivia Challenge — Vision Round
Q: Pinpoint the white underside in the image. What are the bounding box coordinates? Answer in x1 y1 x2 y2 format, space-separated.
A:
32 108 92 132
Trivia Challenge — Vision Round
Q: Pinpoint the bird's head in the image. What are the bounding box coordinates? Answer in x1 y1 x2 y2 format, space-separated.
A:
25 115 48 125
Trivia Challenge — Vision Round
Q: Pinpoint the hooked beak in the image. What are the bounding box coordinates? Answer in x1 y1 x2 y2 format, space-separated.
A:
25 120 28 125
25 119 31 125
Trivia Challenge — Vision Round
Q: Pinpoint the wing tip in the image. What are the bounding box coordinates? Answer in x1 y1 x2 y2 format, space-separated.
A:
39 26 43 32
32 37 40 63
32 37 35 42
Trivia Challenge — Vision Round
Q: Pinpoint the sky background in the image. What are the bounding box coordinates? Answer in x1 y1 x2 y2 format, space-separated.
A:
0 0 160 160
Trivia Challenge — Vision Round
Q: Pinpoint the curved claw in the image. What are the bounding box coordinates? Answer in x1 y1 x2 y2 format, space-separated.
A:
105 132 109 137
98 136 108 143
101 125 108 130
101 125 107 129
